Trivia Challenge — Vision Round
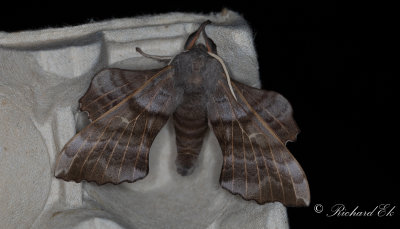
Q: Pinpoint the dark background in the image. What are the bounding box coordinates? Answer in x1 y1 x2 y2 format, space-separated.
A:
1 1 397 228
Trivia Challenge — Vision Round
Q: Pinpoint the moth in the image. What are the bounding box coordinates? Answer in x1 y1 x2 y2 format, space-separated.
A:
55 20 310 206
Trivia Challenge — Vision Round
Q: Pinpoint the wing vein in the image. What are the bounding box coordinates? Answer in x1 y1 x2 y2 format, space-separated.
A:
263 108 291 135
132 115 148 179
278 147 299 205
78 115 121 176
240 124 248 197
81 81 131 110
63 130 93 174
100 119 132 182
248 135 263 202
89 130 118 177
230 101 235 192
117 116 139 180
211 96 229 179
241 89 291 135
265 136 286 203
257 144 273 201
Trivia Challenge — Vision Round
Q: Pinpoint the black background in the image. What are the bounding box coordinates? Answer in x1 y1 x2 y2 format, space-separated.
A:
1 1 397 228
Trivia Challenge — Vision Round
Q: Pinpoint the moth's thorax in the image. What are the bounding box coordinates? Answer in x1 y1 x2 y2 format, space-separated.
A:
171 44 222 95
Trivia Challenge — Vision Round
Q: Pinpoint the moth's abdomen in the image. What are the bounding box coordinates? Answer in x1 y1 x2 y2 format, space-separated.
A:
173 94 208 176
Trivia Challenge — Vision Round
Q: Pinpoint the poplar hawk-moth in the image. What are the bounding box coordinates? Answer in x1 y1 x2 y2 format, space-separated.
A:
55 20 310 206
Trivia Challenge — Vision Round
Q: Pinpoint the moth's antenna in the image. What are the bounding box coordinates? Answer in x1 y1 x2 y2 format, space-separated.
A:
207 52 238 101
136 47 173 63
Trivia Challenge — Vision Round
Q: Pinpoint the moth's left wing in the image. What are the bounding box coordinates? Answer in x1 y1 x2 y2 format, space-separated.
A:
55 66 177 184
208 77 310 206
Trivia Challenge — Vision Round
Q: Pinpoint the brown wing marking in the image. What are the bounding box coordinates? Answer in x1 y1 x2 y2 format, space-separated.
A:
231 80 300 143
80 68 163 121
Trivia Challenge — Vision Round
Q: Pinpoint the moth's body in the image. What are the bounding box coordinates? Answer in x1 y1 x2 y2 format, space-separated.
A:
55 21 310 207
171 45 221 175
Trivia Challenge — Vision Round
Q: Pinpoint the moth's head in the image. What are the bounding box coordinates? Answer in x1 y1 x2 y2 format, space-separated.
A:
190 43 209 53
184 20 217 54
135 21 218 63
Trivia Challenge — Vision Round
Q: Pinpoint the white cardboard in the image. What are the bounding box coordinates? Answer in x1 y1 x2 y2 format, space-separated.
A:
0 10 288 229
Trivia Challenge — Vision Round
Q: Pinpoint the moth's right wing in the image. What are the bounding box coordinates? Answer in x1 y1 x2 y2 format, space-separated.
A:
55 66 177 185
231 80 300 143
208 77 309 206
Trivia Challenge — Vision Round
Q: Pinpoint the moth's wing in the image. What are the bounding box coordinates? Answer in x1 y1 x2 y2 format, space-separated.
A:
231 80 300 143
208 78 310 206
79 68 163 121
55 66 176 184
